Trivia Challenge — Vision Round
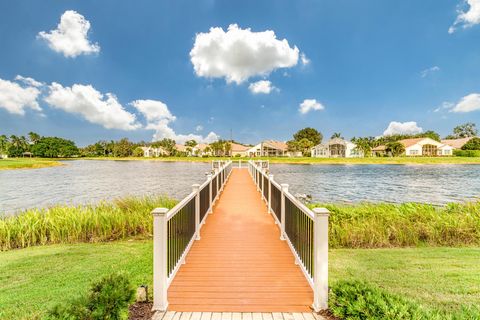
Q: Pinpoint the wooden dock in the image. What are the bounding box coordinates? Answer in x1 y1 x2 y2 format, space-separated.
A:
167 169 313 312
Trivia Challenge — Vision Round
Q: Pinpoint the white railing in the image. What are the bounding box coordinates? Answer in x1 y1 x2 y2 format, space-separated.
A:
151 160 233 311
247 160 330 311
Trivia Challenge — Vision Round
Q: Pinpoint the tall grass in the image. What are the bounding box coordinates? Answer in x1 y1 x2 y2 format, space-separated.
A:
0 196 177 250
312 202 480 248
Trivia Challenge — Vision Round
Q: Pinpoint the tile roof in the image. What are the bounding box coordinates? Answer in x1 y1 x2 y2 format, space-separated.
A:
441 137 474 149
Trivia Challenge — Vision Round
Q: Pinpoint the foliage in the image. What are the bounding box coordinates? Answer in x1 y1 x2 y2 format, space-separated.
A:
112 138 134 157
7 135 29 157
330 132 343 139
385 141 405 156
293 127 322 146
453 150 480 157
153 138 176 155
185 139 197 147
132 147 144 157
453 122 478 139
461 137 480 150
329 280 432 320
209 140 231 156
31 137 78 158
46 272 135 320
0 196 177 250
310 202 480 248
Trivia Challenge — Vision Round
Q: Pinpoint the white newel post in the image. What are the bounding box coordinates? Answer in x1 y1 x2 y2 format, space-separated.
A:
261 170 265 199
152 207 169 311
268 174 273 214
280 183 289 240
312 207 330 311
192 184 201 240
207 174 213 213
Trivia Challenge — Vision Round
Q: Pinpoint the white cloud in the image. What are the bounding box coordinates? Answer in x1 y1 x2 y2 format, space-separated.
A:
300 53 310 65
434 101 454 112
44 82 140 130
38 10 100 57
450 93 480 113
383 121 423 136
248 80 277 94
420 66 440 78
195 125 203 132
299 99 324 114
0 77 42 115
190 24 299 84
449 0 480 33
14 75 44 87
132 99 219 144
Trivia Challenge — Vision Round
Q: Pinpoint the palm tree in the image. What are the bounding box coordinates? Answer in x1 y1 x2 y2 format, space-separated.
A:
28 132 41 144
331 132 343 139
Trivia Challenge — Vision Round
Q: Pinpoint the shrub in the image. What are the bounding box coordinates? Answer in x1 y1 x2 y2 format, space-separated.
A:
461 137 480 150
45 273 135 320
453 150 480 157
329 281 435 320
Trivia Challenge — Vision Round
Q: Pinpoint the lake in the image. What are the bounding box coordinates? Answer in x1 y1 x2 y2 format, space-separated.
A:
1 160 479 215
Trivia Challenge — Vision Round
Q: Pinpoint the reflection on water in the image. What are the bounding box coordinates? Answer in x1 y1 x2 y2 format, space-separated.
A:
1 160 479 215
0 160 211 215
269 163 480 205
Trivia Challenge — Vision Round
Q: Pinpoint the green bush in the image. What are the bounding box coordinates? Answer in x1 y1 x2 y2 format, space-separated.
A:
453 150 480 157
329 281 436 319
45 273 135 320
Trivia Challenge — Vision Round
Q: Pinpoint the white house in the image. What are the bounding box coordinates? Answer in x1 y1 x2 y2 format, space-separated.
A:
373 138 454 157
311 138 363 158
247 140 301 157
141 146 167 157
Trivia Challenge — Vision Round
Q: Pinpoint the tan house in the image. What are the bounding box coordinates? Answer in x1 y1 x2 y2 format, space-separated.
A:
441 137 474 150
230 143 250 157
247 140 301 157
374 138 453 156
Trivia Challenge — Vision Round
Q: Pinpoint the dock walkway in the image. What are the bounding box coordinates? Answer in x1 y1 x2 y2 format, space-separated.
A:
167 168 313 312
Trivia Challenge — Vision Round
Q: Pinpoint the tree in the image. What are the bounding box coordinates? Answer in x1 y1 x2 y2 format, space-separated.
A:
286 140 300 153
31 137 78 157
153 138 176 155
331 132 343 139
293 128 322 146
461 137 480 150
112 138 134 157
28 132 41 144
352 137 373 157
8 135 29 157
421 130 441 142
453 123 477 138
133 147 144 157
297 138 314 156
185 140 197 148
385 141 405 157
0 135 9 155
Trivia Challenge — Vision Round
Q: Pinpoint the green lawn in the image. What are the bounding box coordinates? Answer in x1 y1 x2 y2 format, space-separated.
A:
0 158 62 170
0 241 478 319
77 156 480 165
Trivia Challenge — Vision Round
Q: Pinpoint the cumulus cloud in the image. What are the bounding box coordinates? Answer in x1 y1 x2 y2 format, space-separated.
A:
248 80 277 94
299 99 325 114
449 0 480 33
14 75 44 87
38 10 100 57
420 66 440 78
383 121 423 136
44 83 140 130
190 24 299 84
0 77 42 115
132 99 219 144
450 93 480 112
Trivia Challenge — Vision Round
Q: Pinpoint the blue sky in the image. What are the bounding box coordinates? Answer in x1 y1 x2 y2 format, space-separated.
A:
1 0 480 146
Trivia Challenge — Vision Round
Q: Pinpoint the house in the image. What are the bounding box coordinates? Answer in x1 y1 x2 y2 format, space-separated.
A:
230 143 250 157
247 140 301 157
311 138 363 158
141 146 167 157
373 137 453 157
441 137 475 150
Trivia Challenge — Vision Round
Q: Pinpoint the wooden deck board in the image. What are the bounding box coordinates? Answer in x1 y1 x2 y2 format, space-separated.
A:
167 169 313 312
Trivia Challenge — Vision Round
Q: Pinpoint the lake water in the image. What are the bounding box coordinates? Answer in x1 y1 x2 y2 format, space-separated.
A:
1 160 479 215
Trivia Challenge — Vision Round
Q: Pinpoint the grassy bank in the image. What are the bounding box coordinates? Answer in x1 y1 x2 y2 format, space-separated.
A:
0 196 177 250
0 158 62 170
0 241 478 319
3 198 479 251
311 202 480 248
77 156 480 165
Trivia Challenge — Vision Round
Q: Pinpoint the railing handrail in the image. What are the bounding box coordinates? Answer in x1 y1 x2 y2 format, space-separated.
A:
283 190 314 220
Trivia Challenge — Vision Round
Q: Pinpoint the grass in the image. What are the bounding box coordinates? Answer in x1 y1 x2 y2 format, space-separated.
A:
0 158 62 170
310 202 480 248
77 156 480 165
0 196 177 250
0 241 478 319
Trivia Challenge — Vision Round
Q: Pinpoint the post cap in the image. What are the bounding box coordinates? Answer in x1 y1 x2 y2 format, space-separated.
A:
312 207 330 216
281 183 289 190
151 207 169 216
268 174 274 179
192 183 201 191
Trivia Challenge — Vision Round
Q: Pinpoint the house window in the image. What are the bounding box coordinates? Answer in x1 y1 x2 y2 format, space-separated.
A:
410 150 419 155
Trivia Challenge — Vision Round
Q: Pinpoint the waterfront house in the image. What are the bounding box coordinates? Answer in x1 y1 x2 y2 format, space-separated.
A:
441 137 475 150
247 140 302 157
374 137 453 156
311 138 363 158
141 146 167 157
230 143 250 157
